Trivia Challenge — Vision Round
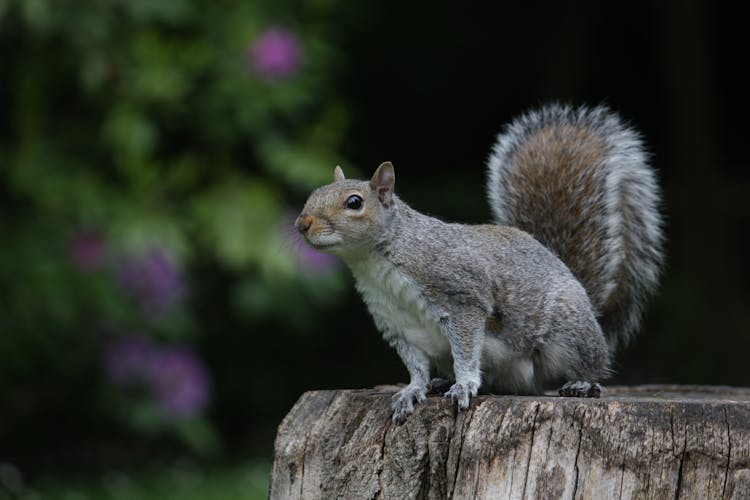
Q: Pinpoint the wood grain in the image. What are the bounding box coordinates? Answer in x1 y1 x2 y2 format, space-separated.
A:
270 386 750 499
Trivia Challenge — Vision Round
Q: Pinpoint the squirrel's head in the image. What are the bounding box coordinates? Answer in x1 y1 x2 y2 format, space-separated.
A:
295 162 396 256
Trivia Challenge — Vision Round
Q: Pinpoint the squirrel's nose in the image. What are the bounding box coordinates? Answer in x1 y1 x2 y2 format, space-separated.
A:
295 213 313 234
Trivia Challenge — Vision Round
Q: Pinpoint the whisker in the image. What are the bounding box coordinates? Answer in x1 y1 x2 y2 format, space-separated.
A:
269 209 341 274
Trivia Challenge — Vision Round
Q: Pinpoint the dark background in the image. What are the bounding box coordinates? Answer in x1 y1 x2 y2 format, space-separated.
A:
324 0 749 392
1 0 747 494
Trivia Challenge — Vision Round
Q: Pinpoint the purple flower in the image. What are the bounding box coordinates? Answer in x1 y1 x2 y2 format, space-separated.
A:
117 247 185 317
103 335 157 387
103 336 212 419
148 346 211 418
297 244 339 272
249 27 303 81
70 230 105 271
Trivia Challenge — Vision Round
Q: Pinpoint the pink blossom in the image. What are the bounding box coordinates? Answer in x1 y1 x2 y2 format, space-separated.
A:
116 247 185 318
70 230 105 271
249 27 303 81
103 334 157 387
297 243 338 272
103 336 212 419
148 346 211 418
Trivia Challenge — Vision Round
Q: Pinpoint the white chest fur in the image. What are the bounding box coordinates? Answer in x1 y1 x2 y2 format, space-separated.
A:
349 255 451 360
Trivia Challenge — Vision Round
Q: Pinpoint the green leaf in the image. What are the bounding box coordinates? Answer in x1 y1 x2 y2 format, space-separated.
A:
21 0 54 33
110 210 190 259
193 178 292 272
103 106 158 160
0 0 10 19
125 0 194 24
130 32 192 103
176 417 222 458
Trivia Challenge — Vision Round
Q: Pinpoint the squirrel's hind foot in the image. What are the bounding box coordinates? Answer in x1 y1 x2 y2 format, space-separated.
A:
558 381 603 398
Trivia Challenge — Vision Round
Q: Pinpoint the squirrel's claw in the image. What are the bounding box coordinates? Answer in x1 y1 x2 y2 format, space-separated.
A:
444 382 474 411
391 384 427 424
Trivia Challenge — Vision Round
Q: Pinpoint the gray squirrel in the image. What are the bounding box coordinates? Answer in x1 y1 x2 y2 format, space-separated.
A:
295 104 664 424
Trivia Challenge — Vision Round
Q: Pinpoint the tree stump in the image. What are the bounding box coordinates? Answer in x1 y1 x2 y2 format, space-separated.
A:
269 385 750 499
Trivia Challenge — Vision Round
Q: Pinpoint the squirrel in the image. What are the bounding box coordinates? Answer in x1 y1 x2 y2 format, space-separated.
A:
295 104 664 424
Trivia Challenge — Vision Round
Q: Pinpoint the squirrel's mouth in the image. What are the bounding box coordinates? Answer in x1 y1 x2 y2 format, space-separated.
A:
302 227 342 252
305 238 340 252
310 242 336 250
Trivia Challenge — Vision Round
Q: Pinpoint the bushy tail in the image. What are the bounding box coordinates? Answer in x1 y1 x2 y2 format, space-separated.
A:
487 104 664 350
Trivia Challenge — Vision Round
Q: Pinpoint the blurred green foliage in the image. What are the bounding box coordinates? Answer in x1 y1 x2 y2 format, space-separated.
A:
4 460 269 500
0 0 348 457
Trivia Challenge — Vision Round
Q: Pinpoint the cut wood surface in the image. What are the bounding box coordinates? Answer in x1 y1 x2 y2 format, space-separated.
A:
269 385 750 500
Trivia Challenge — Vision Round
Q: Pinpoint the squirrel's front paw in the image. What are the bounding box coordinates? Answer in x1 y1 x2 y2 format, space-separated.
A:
391 384 427 425
444 382 477 411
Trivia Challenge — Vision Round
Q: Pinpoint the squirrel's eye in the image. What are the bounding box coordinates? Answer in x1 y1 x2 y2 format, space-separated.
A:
345 195 363 210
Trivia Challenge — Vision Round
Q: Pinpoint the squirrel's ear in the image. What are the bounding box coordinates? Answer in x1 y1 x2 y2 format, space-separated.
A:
370 161 395 207
333 165 346 182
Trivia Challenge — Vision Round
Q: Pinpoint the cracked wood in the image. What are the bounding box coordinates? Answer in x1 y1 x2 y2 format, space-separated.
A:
269 386 750 499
